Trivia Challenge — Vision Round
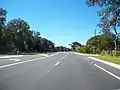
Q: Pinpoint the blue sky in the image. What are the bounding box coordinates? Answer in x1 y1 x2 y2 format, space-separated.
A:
2 0 100 47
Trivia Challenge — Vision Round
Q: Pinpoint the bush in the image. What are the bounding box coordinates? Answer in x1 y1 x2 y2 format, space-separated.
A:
101 51 107 56
78 45 93 54
101 51 112 56
101 51 106 56
78 46 84 53
101 50 120 56
116 51 120 56
112 51 120 56
11 48 18 54
96 48 101 54
75 46 81 52
112 51 116 56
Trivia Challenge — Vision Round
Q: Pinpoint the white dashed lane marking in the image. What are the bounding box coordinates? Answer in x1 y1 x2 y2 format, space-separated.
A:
55 62 60 66
62 54 68 60
48 70 50 72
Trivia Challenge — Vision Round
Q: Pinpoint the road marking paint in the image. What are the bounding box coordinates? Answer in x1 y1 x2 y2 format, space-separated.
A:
88 61 94 64
88 57 120 70
0 57 46 69
0 55 23 59
9 59 20 62
50 66 54 70
90 61 94 64
94 64 120 81
55 62 60 66
62 53 68 60
0 52 60 69
39 54 49 57
48 71 50 72
48 66 55 73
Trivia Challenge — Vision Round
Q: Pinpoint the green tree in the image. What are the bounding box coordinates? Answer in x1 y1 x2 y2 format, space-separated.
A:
86 35 114 53
86 0 120 51
7 18 30 52
0 8 56 54
0 8 7 38
78 45 92 53
70 42 81 51
2 27 16 51
55 46 71 52
0 8 7 53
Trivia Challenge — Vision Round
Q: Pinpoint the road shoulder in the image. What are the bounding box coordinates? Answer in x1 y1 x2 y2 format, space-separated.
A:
88 57 120 70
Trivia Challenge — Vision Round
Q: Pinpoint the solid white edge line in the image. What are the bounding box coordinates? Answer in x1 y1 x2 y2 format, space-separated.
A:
94 64 120 81
55 62 60 66
88 57 120 70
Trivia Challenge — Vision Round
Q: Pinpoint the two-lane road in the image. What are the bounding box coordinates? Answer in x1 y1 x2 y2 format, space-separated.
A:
0 52 120 90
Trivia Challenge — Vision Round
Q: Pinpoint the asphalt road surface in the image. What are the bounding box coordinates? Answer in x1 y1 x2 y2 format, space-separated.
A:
0 52 120 90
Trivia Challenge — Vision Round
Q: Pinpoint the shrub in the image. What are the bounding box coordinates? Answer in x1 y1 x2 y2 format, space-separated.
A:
112 50 116 56
101 51 112 56
78 45 93 54
116 51 120 56
101 51 105 56
75 46 81 52
101 50 120 56
101 51 107 56
112 51 120 56
96 48 101 54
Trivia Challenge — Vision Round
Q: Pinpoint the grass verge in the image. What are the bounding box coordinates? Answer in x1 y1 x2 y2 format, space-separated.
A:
94 56 120 65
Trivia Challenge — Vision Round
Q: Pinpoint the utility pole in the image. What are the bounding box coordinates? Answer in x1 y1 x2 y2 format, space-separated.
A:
94 29 97 54
95 29 96 37
115 35 118 51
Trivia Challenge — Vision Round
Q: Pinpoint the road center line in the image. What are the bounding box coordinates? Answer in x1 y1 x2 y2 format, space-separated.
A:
48 70 50 72
62 53 68 60
55 62 60 66
94 64 120 81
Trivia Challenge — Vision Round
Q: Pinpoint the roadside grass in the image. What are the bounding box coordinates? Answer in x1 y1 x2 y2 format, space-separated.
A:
76 52 99 56
94 56 120 65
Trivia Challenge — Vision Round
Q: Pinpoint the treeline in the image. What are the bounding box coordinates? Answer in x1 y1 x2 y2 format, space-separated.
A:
0 8 71 54
70 33 116 54
86 0 120 51
55 46 71 52
79 34 115 54
71 0 120 55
